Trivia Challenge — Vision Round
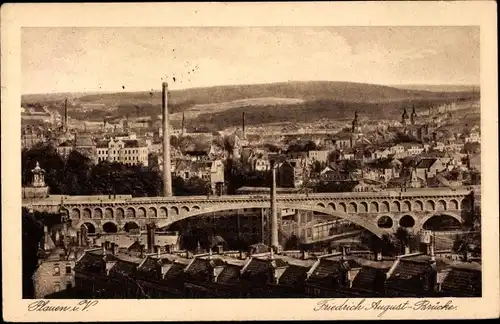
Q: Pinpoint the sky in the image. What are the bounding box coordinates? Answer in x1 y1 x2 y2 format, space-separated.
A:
22 26 480 94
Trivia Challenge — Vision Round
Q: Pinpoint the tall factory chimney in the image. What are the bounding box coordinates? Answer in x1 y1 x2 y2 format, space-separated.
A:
162 82 173 197
181 112 185 136
270 160 280 252
64 98 68 131
242 112 246 139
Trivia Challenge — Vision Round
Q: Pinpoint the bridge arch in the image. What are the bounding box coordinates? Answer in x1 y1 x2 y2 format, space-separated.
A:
436 199 447 211
402 201 411 212
156 202 387 237
148 207 157 218
137 207 147 218
420 213 464 231
425 200 435 211
170 206 179 216
337 202 347 213
94 208 103 219
391 201 401 212
76 221 97 234
192 205 201 210
126 207 136 218
380 201 390 213
370 201 379 213
399 215 416 228
116 207 125 220
347 202 357 213
448 199 459 210
181 206 190 213
102 221 119 233
71 208 81 219
158 207 168 218
414 200 424 212
317 202 325 208
82 208 92 219
327 202 336 211
376 215 393 229
104 207 114 219
359 202 368 213
124 221 140 232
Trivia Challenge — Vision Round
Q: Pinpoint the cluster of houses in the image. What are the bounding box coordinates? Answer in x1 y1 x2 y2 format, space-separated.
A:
64 239 481 299
33 219 481 300
25 104 481 195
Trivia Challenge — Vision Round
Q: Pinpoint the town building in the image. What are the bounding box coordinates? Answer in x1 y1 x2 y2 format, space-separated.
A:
70 236 481 299
96 137 149 166
22 126 47 149
174 159 225 191
415 158 447 180
277 160 308 188
73 134 98 163
308 150 330 164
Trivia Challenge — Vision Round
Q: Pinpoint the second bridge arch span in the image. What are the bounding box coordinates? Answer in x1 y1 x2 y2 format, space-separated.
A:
154 202 385 237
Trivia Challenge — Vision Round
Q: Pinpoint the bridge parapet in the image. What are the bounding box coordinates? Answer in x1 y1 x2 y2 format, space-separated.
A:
22 188 474 238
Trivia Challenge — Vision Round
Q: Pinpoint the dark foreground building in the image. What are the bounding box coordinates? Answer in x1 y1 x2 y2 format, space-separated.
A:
70 244 481 299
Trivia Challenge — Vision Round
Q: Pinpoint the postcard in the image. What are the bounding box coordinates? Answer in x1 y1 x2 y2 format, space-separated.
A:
1 1 498 321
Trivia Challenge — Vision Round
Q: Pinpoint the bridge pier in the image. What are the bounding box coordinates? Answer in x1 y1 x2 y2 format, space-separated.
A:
270 161 281 253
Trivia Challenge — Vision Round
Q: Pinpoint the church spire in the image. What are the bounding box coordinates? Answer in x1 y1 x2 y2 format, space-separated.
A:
351 111 360 133
401 108 409 126
411 106 417 125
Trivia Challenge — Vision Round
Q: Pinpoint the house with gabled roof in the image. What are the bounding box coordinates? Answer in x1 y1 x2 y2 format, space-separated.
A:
415 158 447 179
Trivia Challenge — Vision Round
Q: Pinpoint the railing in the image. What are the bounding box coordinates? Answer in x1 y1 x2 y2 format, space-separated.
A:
24 187 473 206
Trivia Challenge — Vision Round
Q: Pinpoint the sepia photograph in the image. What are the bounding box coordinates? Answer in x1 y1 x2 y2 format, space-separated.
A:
20 25 482 299
2 1 498 321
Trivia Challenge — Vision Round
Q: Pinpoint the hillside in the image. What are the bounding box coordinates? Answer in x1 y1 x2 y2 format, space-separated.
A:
191 97 480 130
22 81 480 127
59 81 470 106
392 84 480 93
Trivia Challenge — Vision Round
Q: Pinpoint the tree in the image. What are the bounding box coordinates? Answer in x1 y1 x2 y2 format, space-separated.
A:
361 231 398 256
463 142 480 154
328 150 341 163
22 143 65 190
22 208 44 298
311 161 323 175
393 227 420 254
170 135 180 149
263 143 281 153
223 136 235 154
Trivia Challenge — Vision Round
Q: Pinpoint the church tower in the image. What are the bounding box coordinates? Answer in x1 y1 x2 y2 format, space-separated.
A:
401 108 409 126
410 106 417 125
351 111 361 133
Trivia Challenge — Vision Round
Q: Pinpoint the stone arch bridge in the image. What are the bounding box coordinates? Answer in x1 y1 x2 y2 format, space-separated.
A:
23 188 474 238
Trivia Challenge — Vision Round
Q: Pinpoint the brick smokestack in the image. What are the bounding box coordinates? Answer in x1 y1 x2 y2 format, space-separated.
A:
242 112 245 139
147 223 156 253
64 98 68 131
162 82 173 196
181 112 185 136
270 160 279 251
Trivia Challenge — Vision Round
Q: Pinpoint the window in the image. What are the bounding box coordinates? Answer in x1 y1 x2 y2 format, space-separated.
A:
53 265 60 276
65 266 72 274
